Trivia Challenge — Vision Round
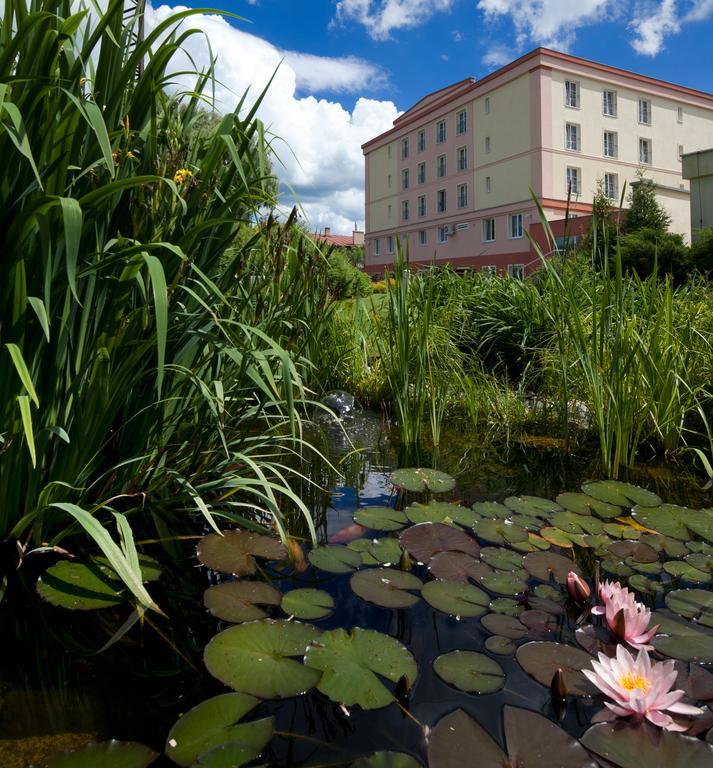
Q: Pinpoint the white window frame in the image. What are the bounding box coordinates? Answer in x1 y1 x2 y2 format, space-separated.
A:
456 109 467 135
604 172 618 201
565 80 580 109
438 225 448 244
485 176 491 194
677 106 684 124
401 168 409 190
457 183 468 209
402 200 409 221
437 154 446 178
565 122 580 152
374 239 381 257
417 129 426 152
509 213 523 239
417 162 426 184
639 138 652 165
457 146 468 171
638 98 651 126
508 264 524 279
386 235 394 254
436 119 446 143
603 130 618 158
566 166 581 195
482 218 496 243
437 189 447 213
417 195 426 217
418 230 427 246
603 89 617 117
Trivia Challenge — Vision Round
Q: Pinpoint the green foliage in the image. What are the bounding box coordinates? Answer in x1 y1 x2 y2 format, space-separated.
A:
689 228 713 276
623 171 672 234
618 228 690 281
326 249 372 299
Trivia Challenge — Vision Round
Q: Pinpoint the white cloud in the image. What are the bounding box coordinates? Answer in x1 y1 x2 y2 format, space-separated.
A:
683 0 713 20
630 0 680 55
146 5 399 232
334 0 454 40
481 44 515 68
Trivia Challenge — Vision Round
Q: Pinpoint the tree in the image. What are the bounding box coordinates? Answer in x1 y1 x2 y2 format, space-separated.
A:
582 179 619 269
623 170 671 234
688 228 713 277
618 228 689 281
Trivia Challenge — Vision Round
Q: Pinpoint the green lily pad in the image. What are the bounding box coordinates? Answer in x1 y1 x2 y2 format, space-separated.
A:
43 741 157 768
523 551 579 584
549 511 604 535
652 610 713 662
308 545 363 573
304 627 417 710
37 560 126 611
479 547 523 571
428 551 492 583
354 507 408 532
391 468 455 493
631 505 691 540
480 613 527 639
347 537 402 566
507 513 544 531
489 597 523 615
602 558 634 578
627 558 662 575
663 561 712 583
351 752 422 768
204 619 322 698
582 481 661 509
556 492 621 519
686 552 713 572
405 501 477 527
427 709 505 768
603 523 641 540
197 531 286 576
164 693 273 767
282 589 334 620
203 581 282 624
433 650 504 693
480 571 528 596
484 635 516 655
194 742 268 768
533 584 562 601
350 568 423 609
504 496 562 517
628 574 665 595
582 722 713 768
472 519 528 546
580 534 614 552
540 527 586 548
686 509 713 544
665 589 713 626
516 641 597 697
399 523 479 563
607 540 659 564
421 580 489 617
472 501 511 518
640 533 688 557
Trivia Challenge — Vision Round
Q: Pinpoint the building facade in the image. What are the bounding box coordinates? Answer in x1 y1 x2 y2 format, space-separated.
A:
362 48 713 275
682 148 713 241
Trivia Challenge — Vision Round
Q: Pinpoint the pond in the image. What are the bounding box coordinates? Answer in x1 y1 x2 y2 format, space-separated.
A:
1 411 712 767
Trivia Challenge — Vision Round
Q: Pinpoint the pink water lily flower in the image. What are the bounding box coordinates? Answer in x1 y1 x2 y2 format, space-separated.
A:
592 579 659 651
583 645 703 731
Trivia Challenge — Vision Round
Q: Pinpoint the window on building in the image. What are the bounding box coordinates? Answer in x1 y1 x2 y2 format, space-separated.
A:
387 174 392 188
565 123 580 151
417 129 426 152
483 218 496 242
485 176 491 193
482 265 496 274
484 96 490 114
437 119 446 143
437 189 447 213
417 162 426 184
565 80 580 108
639 138 652 165
419 230 427 246
438 225 448 244
457 183 468 209
374 239 381 257
603 130 618 158
677 106 684 124
508 264 524 279
566 166 581 195
485 136 491 153
638 98 651 125
457 146 468 171
418 195 426 217
437 154 446 178
387 145 391 158
604 173 618 201
402 200 409 221
387 235 394 253
401 168 409 190
456 109 467 134
678 144 684 162
401 137 409 159
603 90 617 117
509 213 523 239
387 203 392 218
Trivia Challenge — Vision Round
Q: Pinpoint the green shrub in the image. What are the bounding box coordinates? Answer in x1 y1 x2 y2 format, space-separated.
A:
689 228 713 276
618 228 690 281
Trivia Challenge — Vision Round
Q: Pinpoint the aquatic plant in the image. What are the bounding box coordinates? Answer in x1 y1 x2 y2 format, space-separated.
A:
592 579 660 650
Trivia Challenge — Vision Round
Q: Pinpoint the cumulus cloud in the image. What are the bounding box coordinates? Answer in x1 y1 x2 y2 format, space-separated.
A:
334 0 454 40
481 44 515 68
630 0 680 55
146 4 399 232
683 0 713 19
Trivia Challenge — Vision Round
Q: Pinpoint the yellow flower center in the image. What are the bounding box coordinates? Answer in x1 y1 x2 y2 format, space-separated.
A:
619 673 649 693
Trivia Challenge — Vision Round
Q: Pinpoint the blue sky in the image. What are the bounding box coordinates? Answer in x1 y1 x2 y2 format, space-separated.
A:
155 0 713 232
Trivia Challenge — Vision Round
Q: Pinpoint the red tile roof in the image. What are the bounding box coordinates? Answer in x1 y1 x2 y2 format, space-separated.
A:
316 233 357 248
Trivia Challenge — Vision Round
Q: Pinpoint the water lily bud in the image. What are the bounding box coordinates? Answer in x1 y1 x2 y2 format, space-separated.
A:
551 668 568 700
612 607 628 642
567 571 591 603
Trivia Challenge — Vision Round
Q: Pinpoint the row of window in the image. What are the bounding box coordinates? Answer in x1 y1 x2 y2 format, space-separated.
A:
400 148 469 189
564 80 683 125
565 124 666 166
400 184 470 220
565 167 620 200
398 108 469 159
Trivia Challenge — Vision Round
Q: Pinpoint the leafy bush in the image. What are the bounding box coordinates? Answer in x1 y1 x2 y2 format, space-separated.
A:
689 228 713 276
618 228 690 281
326 250 372 298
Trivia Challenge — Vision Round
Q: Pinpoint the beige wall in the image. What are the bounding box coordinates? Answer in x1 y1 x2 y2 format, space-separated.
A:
682 149 713 239
474 155 533 210
367 142 397 233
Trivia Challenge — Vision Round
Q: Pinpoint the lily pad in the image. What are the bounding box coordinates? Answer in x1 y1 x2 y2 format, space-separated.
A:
304 627 417 710
204 619 322 698
539 527 585 548
433 650 504 693
194 742 268 768
427 709 505 768
36 560 126 611
556 492 621 519
523 551 579 584
399 523 479 563
489 597 523 616
351 752 422 768
203 582 281 624
516 641 597 696
665 589 713 626
603 523 641 540
686 509 713 544
652 610 713 662
472 518 528 546
582 481 661 509
354 507 408 532
640 533 688 557
663 561 711 584
686 552 713 572
347 537 402 566
607 540 658 564
391 468 455 494
484 635 516 655
480 571 528 596
350 568 423 609
472 501 511 518
282 589 334 620
628 574 665 595
428 551 492 583
308 545 363 573
421 580 489 617
549 511 604 535
164 693 273 767
43 741 157 768
631 505 691 540
504 496 562 516
197 531 286 576
405 501 477 527
480 613 527 639
479 547 524 571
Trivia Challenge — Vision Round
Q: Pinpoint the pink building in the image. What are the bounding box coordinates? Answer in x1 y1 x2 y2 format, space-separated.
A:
362 48 713 276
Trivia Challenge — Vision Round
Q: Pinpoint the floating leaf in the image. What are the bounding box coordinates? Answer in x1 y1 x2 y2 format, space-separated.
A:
194 742 266 768
652 610 713 663
480 547 523 571
350 568 423 609
354 507 408 532
472 501 511 519
640 533 688 557
203 582 281 624
539 527 583 548
485 635 516 655
308 545 362 574
427 709 505 768
508 513 545 532
391 468 455 494
628 574 665 596
43 741 157 768
428 551 492 583
516 641 597 696
665 589 713 626
399 523 479 563
504 496 562 516
602 559 634 578
433 650 504 693
631 505 691 540
405 501 477 527
556 492 621 519
197 531 286 576
472 518 528 546
604 523 642 540
489 597 523 616
582 481 661 509
549 511 604 535
685 552 713 572
480 613 527 639
304 627 417 710
351 752 422 767
607 540 658 564
421 580 489 617
663 561 711 584
520 609 560 635
686 509 713 544
523 551 579 584
282 589 334 620
37 560 125 610
480 571 528 596
348 537 402 566
204 619 322 698
164 693 273 767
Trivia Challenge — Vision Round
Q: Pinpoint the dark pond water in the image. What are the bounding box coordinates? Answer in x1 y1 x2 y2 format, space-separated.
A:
1 411 711 767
